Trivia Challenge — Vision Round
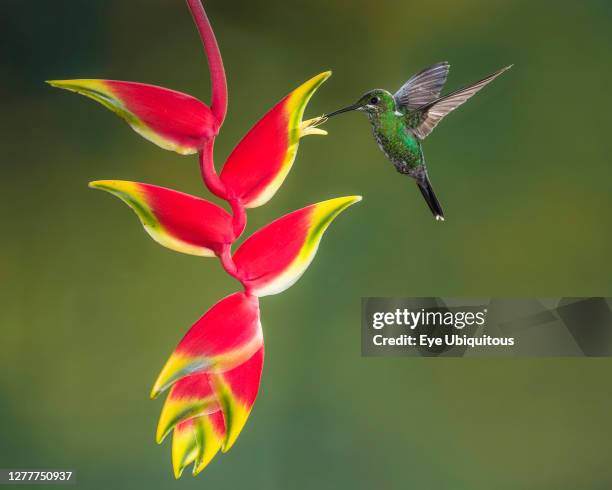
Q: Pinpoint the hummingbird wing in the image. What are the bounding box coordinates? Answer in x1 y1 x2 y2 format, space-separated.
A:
412 65 511 139
393 62 450 111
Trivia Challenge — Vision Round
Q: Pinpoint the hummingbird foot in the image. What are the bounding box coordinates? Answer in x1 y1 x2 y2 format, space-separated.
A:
301 116 328 136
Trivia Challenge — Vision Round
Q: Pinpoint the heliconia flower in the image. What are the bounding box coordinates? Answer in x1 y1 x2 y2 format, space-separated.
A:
89 180 234 257
233 196 362 296
160 347 263 473
219 72 331 208
172 411 225 478
47 80 220 155
151 292 262 399
53 0 361 478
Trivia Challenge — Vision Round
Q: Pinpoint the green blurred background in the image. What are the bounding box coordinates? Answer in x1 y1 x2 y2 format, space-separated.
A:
2 1 612 488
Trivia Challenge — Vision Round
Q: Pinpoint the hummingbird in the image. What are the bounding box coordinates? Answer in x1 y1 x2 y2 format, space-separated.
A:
325 62 511 221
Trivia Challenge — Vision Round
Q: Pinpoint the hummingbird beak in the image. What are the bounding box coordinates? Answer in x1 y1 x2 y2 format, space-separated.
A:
324 103 364 118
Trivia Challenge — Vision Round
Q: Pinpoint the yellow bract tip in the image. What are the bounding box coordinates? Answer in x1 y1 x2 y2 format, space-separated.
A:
46 79 67 88
151 354 207 400
88 180 145 203
46 79 109 94
317 195 363 212
172 427 198 479
89 179 127 191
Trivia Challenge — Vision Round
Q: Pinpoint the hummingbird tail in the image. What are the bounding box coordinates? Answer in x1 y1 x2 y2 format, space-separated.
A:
416 177 445 221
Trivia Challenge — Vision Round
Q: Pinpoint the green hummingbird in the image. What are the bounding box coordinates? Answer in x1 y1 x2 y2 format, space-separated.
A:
325 62 511 221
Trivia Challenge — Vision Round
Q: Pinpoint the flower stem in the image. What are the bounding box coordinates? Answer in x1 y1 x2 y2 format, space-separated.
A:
186 0 228 125
219 245 242 282
229 198 246 239
199 141 227 199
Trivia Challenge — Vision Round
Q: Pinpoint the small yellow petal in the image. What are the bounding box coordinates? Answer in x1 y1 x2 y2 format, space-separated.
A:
301 116 328 137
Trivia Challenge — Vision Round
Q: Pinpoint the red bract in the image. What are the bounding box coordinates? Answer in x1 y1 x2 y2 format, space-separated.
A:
151 292 262 399
220 72 331 207
89 180 233 257
209 346 264 451
51 0 360 478
234 196 361 296
47 80 219 155
48 0 226 155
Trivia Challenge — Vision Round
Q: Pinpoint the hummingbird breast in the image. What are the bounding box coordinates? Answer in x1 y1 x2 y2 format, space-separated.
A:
370 115 423 178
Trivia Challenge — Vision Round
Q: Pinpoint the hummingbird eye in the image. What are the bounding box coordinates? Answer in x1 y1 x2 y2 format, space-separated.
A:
370 96 380 105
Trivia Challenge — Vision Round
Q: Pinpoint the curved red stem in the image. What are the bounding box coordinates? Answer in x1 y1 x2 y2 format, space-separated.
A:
199 141 227 199
186 0 228 125
219 245 243 282
221 198 247 289
229 198 246 238
201 142 248 288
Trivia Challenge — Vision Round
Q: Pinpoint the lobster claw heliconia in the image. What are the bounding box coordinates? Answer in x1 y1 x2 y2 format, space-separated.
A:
50 0 362 478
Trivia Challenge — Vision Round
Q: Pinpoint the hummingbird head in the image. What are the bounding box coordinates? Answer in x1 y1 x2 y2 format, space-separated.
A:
325 89 395 119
